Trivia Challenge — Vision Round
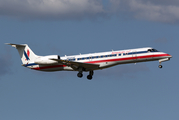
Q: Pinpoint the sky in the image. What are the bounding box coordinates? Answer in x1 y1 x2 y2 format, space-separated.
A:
0 0 179 120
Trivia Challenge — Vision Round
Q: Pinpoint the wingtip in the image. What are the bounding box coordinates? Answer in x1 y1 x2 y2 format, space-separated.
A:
5 43 11 45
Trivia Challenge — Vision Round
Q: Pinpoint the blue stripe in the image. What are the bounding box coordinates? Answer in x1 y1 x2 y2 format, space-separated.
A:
74 50 158 60
137 51 148 54
24 51 30 60
25 63 37 67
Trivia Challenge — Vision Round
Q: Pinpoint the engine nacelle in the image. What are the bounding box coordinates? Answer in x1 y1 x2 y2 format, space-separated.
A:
34 55 60 64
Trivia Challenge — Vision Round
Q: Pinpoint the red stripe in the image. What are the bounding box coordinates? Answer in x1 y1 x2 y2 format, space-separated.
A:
32 65 66 70
32 54 170 70
27 49 30 57
86 54 170 64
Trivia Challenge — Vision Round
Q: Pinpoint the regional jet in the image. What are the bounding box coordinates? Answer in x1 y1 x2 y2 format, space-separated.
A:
6 43 172 80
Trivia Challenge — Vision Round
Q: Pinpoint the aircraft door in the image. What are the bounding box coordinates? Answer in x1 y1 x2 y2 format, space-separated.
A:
132 51 137 61
89 56 92 61
147 49 153 60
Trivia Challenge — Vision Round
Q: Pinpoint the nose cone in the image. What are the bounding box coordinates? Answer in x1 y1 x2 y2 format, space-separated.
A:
167 53 172 58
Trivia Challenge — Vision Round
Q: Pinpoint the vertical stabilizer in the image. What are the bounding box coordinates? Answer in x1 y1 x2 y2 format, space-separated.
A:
5 43 38 64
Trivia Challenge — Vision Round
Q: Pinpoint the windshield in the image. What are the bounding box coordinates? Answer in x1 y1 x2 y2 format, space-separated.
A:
152 49 159 52
148 49 159 52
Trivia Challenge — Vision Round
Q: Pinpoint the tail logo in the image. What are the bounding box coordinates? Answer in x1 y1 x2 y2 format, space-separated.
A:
24 49 30 61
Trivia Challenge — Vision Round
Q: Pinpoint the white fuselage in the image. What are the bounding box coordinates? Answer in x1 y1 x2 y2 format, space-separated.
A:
24 47 172 72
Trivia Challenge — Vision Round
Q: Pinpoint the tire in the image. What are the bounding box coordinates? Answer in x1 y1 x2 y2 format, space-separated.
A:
87 75 92 80
77 73 83 78
158 65 163 68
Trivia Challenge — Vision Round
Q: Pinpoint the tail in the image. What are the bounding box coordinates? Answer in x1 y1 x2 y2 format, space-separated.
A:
6 43 38 64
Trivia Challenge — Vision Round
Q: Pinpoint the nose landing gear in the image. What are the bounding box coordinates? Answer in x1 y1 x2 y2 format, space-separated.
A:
158 65 163 68
158 58 171 69
158 61 163 68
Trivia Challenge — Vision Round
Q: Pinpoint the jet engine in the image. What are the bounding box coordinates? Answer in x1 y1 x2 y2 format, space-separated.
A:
34 55 60 64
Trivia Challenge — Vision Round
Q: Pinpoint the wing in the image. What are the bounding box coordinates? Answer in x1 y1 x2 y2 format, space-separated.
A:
50 59 99 71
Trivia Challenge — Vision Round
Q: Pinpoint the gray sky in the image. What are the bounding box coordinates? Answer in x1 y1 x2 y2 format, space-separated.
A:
0 0 179 23
0 1 178 120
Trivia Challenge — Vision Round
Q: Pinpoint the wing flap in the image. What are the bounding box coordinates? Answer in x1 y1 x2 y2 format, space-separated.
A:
51 59 99 70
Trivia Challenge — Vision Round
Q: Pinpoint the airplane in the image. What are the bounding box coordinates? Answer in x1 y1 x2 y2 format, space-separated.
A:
6 43 172 80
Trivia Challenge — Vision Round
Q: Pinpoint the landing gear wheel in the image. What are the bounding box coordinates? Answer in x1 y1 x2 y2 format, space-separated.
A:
77 73 83 78
87 75 92 80
158 65 163 68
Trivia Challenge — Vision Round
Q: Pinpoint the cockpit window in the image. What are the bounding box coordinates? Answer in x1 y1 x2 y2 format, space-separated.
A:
152 49 159 52
148 49 159 52
148 49 152 52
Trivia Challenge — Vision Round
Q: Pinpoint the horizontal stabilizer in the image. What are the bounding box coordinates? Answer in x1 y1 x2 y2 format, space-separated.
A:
5 43 38 64
5 43 26 48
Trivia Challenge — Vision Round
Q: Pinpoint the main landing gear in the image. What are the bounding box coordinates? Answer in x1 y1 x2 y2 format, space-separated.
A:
87 71 94 80
77 70 94 80
77 72 83 78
